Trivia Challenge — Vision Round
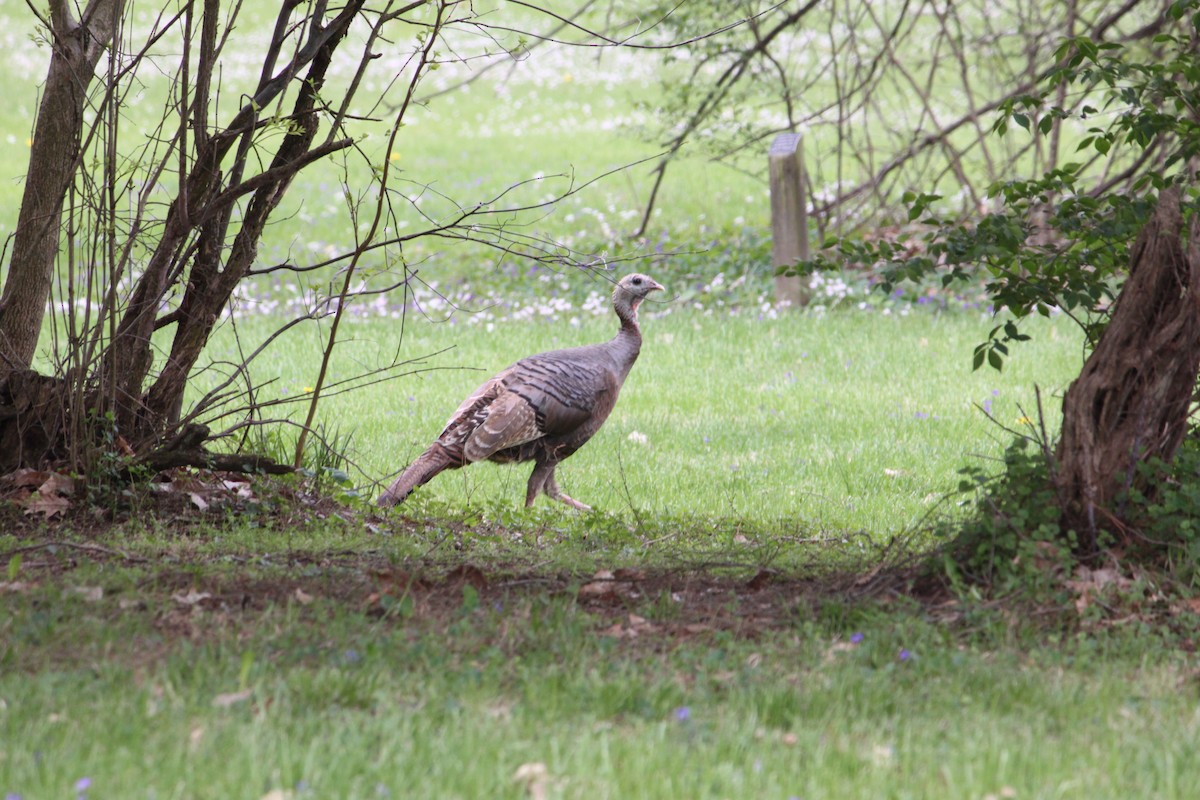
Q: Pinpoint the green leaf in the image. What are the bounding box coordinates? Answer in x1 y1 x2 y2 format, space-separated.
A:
1012 113 1031 131
987 348 1004 371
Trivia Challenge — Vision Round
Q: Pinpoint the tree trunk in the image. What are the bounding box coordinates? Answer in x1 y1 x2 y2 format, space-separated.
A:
0 370 67 472
1055 188 1200 552
0 0 124 381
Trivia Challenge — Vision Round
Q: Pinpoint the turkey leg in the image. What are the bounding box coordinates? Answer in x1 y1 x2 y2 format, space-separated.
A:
525 461 591 511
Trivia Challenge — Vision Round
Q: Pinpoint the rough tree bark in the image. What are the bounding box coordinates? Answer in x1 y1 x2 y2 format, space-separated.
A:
1056 188 1200 552
0 0 124 380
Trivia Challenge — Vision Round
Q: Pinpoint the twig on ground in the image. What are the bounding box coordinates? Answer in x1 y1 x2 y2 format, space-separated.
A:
1 540 149 563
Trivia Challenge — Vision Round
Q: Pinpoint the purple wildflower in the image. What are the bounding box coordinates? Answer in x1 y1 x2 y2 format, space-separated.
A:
849 632 865 644
674 706 691 722
899 649 911 662
74 778 91 793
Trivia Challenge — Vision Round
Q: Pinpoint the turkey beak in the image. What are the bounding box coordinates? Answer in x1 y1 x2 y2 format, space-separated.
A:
647 279 665 295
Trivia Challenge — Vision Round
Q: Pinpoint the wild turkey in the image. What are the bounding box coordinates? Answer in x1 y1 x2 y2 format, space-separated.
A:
377 273 664 510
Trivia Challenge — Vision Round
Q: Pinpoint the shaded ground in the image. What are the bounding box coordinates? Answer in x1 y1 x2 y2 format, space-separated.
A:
0 468 946 671
1 531 916 653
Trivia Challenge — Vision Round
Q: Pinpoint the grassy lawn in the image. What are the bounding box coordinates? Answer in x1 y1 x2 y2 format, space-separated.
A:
3 523 1199 799
6 5 1200 799
204 303 1083 536
10 305 1192 800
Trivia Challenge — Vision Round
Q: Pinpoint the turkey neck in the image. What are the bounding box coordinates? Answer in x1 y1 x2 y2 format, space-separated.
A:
610 291 645 377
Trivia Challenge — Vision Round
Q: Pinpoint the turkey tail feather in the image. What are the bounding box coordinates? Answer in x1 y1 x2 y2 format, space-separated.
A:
377 446 458 507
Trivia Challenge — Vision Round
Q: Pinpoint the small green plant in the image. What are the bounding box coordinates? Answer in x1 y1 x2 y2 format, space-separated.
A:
249 421 359 498
1119 437 1200 582
944 437 1075 590
946 430 1200 592
80 409 156 516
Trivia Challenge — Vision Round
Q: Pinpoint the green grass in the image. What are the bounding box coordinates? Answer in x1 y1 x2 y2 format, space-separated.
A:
3 541 1200 799
199 304 1083 537
0 4 766 271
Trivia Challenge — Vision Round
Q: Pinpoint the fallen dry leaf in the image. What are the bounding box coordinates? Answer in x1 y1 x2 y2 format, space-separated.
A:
1065 565 1134 614
9 468 50 488
512 762 549 800
613 566 646 581
22 491 70 519
578 569 639 601
172 590 212 606
38 473 75 496
212 689 253 708
598 621 626 638
869 743 896 767
189 725 205 749
982 787 1018 800
600 614 658 639
68 585 104 602
822 640 861 664
1172 597 1200 616
221 478 254 498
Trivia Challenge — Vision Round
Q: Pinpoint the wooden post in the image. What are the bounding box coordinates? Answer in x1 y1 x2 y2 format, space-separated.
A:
769 133 809 307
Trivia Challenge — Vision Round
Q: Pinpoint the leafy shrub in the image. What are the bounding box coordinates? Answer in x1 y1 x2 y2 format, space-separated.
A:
944 437 1076 591
946 431 1200 590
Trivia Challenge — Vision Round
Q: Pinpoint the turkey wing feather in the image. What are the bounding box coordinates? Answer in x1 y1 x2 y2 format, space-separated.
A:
507 353 614 435
463 392 541 461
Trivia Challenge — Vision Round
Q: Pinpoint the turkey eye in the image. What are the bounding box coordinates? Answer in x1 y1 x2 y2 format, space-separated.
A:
632 277 642 285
